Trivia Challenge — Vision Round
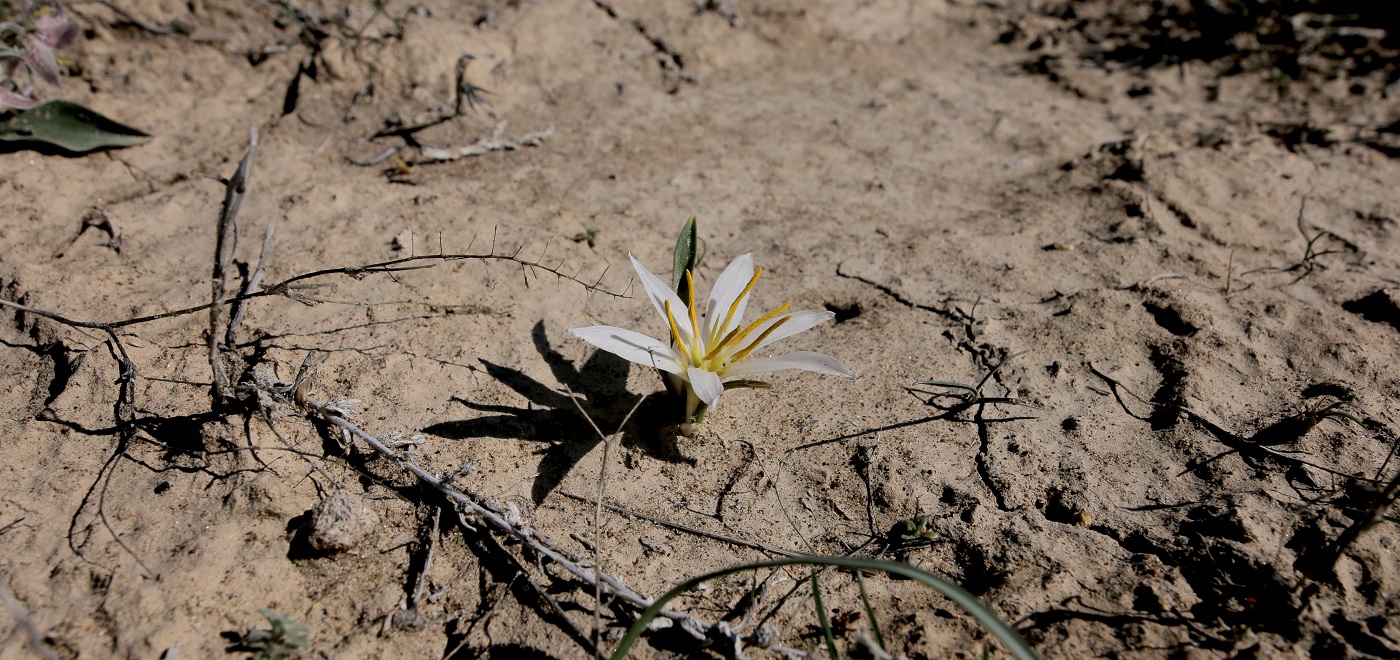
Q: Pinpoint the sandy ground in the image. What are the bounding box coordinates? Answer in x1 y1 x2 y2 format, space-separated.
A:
2 0 1399 657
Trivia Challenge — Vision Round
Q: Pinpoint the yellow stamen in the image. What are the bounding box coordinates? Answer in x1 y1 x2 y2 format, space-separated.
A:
684 270 701 355
703 326 741 362
664 300 693 364
711 268 763 345
730 315 792 363
716 302 790 360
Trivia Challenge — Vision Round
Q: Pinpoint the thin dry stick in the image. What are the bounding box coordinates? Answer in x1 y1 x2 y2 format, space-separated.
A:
295 392 724 640
439 572 518 659
210 127 258 402
481 531 597 654
1223 249 1235 295
559 491 802 558
567 389 649 656
258 408 337 487
0 249 625 334
411 506 443 609
0 579 57 660
227 224 275 347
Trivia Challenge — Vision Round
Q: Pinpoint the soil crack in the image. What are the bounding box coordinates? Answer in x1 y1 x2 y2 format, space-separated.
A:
835 265 962 322
590 0 694 82
974 407 1016 512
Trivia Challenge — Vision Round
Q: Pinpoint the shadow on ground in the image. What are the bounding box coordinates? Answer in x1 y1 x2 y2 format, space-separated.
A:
423 321 685 502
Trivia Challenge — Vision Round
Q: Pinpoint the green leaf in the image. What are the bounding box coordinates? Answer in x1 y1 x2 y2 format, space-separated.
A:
722 379 771 391
811 573 839 660
856 571 886 652
0 100 150 152
671 216 698 302
609 555 1039 660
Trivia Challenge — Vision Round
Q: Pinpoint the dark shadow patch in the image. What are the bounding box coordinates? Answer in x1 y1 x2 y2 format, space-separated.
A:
1016 597 1233 652
423 321 685 503
1178 505 1252 544
1041 488 1083 526
951 540 1008 596
135 411 227 459
824 300 862 323
1325 608 1398 657
40 341 77 407
1142 301 1198 337
1342 288 1400 332
1147 344 1188 430
284 510 318 560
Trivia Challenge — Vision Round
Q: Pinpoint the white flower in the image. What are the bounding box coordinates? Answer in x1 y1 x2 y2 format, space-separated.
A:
570 253 855 430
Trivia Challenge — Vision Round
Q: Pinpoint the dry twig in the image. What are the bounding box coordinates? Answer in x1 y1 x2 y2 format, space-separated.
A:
268 380 738 652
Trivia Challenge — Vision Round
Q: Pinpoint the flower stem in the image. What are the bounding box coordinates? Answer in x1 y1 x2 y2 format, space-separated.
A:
680 387 708 437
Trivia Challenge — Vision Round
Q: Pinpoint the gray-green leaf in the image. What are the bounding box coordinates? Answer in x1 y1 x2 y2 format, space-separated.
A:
672 216 698 301
0 100 150 152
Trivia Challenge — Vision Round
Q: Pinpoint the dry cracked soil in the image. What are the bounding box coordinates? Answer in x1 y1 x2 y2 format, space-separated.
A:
2 0 1399 657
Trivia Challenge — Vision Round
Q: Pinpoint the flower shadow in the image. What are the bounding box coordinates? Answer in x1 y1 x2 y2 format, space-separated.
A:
422 321 686 503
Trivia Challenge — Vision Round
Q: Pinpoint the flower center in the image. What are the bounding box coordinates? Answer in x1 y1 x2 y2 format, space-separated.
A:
663 268 792 372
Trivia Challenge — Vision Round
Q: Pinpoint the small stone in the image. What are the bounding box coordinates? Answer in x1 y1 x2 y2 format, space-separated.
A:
307 492 379 553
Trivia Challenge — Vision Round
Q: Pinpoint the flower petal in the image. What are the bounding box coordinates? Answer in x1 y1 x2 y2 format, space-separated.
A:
702 253 754 339
569 325 684 374
629 253 693 341
24 40 61 86
722 351 857 378
687 365 724 406
754 310 836 350
0 88 38 110
35 16 80 50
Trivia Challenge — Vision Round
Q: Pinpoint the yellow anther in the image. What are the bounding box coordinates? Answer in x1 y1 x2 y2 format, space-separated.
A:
703 326 740 362
730 314 792 363
712 268 763 345
664 300 693 363
724 302 790 354
684 270 700 354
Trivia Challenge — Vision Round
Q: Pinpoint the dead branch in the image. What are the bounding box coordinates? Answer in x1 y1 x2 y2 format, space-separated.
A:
567 389 649 652
0 248 626 336
210 127 258 403
227 225 275 348
417 123 554 163
266 380 736 650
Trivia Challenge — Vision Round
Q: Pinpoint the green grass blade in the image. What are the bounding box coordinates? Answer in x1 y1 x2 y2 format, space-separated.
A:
609 556 1038 660
811 573 839 660
913 381 980 401
1320 410 1364 427
975 350 1029 393
856 570 886 651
